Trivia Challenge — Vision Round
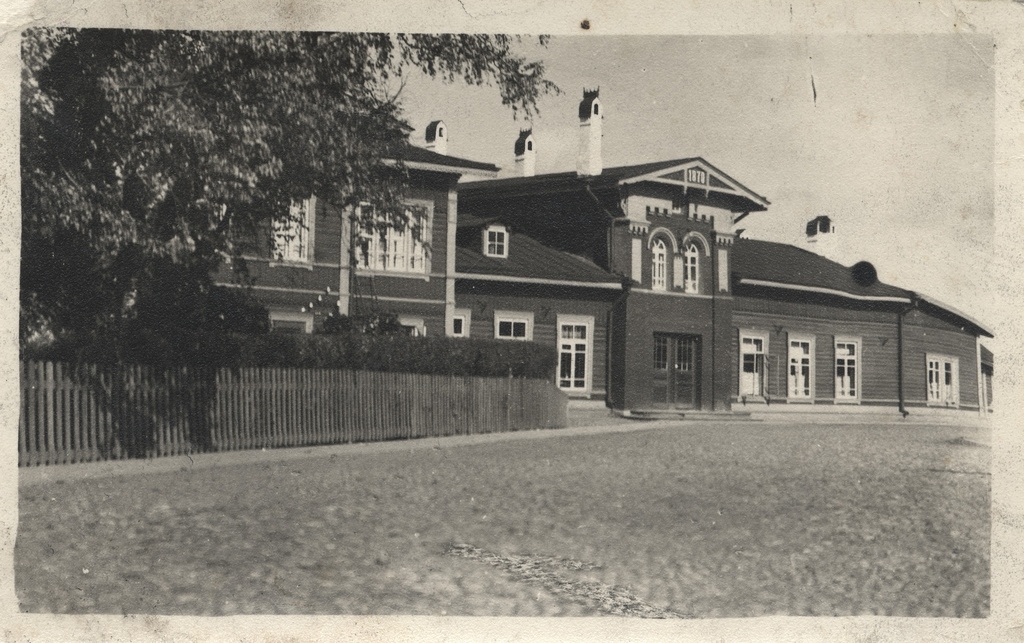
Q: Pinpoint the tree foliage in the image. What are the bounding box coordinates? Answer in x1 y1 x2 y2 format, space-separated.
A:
21 29 556 349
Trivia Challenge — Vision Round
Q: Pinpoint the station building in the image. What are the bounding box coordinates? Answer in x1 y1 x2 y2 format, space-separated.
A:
215 89 993 419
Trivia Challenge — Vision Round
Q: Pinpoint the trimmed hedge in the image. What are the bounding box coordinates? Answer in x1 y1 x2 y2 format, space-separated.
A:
25 331 558 379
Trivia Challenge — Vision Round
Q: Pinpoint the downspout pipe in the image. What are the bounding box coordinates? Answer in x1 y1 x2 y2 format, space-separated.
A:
897 299 916 418
710 238 717 412
584 181 630 411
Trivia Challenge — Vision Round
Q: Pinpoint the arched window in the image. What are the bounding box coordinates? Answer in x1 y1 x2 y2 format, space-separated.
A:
652 238 668 290
683 242 700 293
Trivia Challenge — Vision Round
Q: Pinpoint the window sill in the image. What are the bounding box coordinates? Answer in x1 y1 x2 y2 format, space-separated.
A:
356 269 430 281
559 388 592 397
833 399 861 405
269 260 314 271
785 397 815 404
926 401 960 408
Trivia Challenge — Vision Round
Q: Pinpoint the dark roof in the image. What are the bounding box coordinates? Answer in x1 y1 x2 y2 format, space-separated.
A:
459 157 769 210
456 229 619 286
732 237 993 337
731 238 913 300
460 158 699 193
398 145 498 174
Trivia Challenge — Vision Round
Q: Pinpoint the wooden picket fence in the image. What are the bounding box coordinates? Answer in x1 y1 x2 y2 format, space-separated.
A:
18 360 568 467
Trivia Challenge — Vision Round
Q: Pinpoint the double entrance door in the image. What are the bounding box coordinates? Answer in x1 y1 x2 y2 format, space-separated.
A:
652 333 701 409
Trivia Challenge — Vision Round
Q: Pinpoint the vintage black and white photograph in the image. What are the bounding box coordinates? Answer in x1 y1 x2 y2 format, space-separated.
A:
7 2 1021 639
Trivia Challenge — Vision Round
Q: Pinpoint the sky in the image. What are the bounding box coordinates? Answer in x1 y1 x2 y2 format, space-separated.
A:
396 35 995 331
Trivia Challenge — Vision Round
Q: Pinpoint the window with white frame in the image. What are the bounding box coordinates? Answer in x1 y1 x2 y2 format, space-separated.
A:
739 331 768 397
651 238 668 290
683 241 700 294
269 310 313 334
273 197 315 263
494 311 532 341
355 203 430 274
397 315 425 337
451 309 470 337
926 354 959 406
484 225 508 258
834 337 860 401
788 334 815 400
557 315 593 393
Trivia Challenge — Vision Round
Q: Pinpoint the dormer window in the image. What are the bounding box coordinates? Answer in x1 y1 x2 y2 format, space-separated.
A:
484 224 508 258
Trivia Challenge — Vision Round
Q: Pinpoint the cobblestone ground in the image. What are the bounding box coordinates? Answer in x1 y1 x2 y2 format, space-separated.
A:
16 422 989 617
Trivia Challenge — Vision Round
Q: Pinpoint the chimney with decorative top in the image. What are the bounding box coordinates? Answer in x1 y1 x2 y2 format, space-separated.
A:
514 129 536 177
577 88 602 176
425 120 448 155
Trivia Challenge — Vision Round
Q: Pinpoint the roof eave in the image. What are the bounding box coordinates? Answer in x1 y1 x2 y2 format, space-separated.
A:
454 272 623 291
394 159 499 177
737 278 912 304
913 292 994 338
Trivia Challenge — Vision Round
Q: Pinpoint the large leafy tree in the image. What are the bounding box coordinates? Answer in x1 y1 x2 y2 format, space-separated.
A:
21 29 556 352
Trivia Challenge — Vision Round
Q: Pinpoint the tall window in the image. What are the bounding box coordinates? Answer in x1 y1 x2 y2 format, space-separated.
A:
494 311 532 341
652 238 668 290
654 335 669 370
484 225 508 258
273 197 315 263
558 316 593 394
788 336 814 400
739 332 767 397
355 203 429 274
683 242 700 293
834 338 860 401
926 354 959 406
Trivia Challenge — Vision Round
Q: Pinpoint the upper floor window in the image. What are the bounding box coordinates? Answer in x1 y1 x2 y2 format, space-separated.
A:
355 203 430 274
683 242 700 293
651 238 668 290
273 197 315 263
484 224 508 258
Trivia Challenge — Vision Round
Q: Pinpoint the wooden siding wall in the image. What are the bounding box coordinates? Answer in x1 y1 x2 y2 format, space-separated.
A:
731 309 900 404
901 319 980 408
456 289 613 398
732 297 983 410
19 361 568 467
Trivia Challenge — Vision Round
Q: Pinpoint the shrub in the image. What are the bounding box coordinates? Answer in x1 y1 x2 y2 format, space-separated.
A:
23 331 558 380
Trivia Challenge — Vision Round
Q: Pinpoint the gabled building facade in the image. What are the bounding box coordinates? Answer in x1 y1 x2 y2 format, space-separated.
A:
212 132 499 336
218 91 993 419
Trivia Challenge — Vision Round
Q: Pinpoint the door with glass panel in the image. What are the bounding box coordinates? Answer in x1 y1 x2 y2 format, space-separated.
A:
740 335 766 397
558 320 590 394
652 333 701 409
788 338 813 400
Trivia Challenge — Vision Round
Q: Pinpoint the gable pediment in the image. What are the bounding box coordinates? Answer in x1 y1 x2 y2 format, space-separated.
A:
619 158 770 210
661 166 710 186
